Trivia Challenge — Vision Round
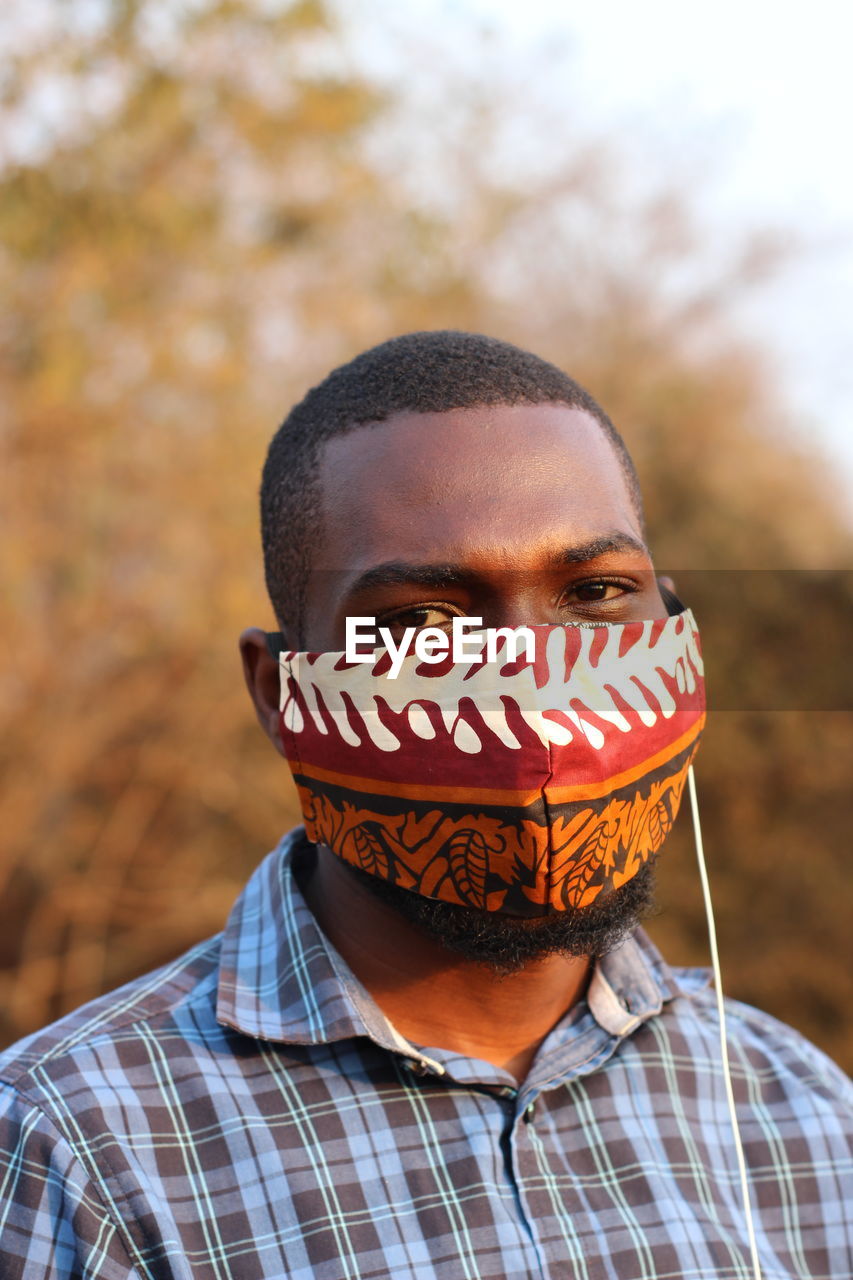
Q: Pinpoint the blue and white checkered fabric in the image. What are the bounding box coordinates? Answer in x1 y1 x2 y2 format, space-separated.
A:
1 829 851 1279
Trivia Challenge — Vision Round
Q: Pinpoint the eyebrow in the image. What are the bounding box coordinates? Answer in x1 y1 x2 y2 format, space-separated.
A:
344 534 649 598
554 532 649 564
345 562 468 596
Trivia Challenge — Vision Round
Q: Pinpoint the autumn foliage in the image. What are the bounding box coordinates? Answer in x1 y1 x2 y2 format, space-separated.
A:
1 1 850 1068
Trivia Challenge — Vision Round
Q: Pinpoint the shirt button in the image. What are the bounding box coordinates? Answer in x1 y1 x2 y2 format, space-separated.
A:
523 1102 536 1123
403 1059 434 1077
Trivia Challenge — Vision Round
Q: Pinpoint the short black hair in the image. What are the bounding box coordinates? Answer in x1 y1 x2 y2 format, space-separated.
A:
261 330 643 639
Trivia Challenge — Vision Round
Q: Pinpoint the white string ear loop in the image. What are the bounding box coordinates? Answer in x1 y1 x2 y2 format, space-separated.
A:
687 765 763 1280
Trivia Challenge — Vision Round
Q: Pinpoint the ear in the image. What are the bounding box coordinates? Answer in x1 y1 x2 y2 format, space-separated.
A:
239 627 285 757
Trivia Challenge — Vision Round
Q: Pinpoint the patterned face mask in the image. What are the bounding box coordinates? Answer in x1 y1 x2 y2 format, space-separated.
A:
273 610 705 917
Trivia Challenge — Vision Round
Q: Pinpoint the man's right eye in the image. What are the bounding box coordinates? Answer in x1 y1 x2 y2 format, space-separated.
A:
377 606 461 640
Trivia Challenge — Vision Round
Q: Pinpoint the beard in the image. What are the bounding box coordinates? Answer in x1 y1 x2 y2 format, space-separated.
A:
339 857 658 975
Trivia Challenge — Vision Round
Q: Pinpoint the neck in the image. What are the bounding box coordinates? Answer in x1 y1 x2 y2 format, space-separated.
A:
299 844 591 1084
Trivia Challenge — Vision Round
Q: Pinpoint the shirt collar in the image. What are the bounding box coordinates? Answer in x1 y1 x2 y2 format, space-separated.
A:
216 829 694 1061
216 829 426 1059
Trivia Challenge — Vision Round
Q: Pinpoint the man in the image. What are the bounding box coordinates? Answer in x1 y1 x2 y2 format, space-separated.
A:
1 331 850 1279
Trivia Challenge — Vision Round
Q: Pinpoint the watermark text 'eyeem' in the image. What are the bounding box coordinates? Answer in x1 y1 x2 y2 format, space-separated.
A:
345 617 536 678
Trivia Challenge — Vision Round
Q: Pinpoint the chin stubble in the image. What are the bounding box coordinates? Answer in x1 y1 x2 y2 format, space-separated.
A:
339 860 658 975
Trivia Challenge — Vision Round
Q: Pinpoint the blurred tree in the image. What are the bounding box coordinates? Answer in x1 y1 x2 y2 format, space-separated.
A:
1 0 850 1067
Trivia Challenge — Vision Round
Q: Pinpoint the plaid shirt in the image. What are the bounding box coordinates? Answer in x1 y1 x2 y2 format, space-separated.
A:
1 832 850 1280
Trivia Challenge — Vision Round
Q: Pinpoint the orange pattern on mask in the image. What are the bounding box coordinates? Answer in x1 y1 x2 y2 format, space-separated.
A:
296 756 692 915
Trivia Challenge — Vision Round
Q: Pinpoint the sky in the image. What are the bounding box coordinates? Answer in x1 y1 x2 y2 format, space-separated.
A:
400 0 853 497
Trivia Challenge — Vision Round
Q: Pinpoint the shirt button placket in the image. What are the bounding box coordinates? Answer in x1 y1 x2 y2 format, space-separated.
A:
513 1094 572 1279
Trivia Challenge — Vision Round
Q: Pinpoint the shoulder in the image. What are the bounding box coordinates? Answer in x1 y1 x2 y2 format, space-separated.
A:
715 991 851 1099
646 968 852 1121
0 939 225 1280
618 932 851 1113
0 933 223 1097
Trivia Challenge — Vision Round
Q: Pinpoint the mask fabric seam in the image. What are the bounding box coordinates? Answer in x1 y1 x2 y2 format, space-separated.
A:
542 738 557 913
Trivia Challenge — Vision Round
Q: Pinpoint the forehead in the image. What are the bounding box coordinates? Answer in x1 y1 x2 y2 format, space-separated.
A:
315 403 643 571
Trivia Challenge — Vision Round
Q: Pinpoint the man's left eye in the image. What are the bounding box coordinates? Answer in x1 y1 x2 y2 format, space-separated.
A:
566 581 631 603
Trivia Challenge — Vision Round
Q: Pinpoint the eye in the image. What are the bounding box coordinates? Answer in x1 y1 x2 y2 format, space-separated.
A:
562 578 637 607
376 605 462 641
570 581 625 602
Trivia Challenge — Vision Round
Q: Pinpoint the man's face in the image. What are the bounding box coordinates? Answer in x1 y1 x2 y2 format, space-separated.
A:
249 401 669 968
303 402 666 649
